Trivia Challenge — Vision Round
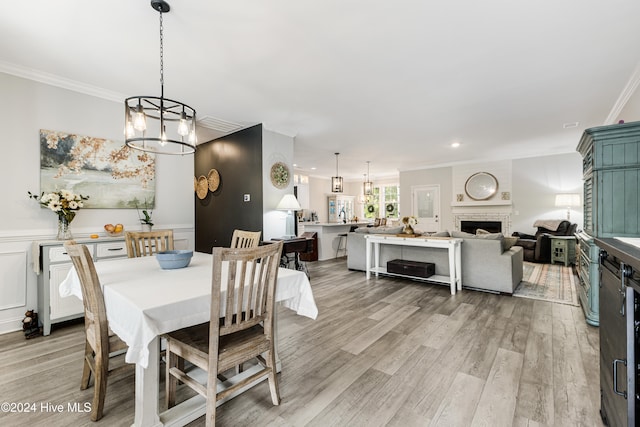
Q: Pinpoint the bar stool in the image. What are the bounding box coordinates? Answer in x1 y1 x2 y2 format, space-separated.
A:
335 233 348 258
336 225 358 258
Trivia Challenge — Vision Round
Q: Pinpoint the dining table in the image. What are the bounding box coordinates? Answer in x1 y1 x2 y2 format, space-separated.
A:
59 251 318 427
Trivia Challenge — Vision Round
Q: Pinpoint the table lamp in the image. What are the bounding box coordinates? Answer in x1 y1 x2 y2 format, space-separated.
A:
555 193 580 220
277 194 301 239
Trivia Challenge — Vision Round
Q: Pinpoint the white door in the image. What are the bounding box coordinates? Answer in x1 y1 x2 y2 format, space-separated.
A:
411 185 440 232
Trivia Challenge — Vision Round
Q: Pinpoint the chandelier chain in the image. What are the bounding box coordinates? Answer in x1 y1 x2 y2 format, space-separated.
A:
159 10 164 90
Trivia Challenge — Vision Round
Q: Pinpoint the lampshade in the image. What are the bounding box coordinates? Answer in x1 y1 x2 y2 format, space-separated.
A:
555 194 580 207
331 152 343 193
555 193 580 220
124 0 197 155
277 194 301 211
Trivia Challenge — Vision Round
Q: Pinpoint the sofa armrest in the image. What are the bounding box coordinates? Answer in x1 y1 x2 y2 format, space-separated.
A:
515 238 536 250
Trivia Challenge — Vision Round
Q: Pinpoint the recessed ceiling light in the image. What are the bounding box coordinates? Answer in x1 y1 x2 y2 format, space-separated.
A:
451 141 461 148
563 122 579 129
311 167 316 170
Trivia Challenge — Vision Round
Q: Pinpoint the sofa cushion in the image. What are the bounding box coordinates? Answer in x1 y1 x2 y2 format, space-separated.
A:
431 231 450 237
475 232 503 240
451 230 475 238
354 227 371 234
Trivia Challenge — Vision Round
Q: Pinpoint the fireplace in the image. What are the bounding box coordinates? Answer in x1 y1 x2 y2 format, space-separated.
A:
461 220 502 234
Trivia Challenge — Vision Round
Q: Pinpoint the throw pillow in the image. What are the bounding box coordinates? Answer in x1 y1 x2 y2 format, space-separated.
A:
502 236 518 251
432 231 450 237
475 232 504 240
476 228 490 235
380 226 404 234
354 227 370 234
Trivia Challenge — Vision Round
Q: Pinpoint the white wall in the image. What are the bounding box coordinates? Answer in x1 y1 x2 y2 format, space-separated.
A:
0 72 194 333
262 130 295 240
511 152 583 234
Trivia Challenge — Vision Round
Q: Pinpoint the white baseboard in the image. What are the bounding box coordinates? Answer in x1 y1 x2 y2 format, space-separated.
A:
0 316 23 335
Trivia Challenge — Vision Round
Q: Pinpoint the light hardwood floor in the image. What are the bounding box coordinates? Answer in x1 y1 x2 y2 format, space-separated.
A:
0 258 603 427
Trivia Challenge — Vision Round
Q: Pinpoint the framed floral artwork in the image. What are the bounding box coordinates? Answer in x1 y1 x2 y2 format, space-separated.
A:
39 129 155 208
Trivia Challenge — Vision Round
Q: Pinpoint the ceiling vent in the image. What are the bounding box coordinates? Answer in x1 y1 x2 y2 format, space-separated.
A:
562 122 579 129
197 116 243 133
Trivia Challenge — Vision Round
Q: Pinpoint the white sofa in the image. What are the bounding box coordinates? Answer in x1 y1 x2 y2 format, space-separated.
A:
346 227 524 294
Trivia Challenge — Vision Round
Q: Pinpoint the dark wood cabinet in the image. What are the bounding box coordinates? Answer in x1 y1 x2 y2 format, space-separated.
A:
596 238 640 427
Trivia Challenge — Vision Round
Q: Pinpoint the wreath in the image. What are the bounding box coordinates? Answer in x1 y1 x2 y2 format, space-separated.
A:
367 205 375 213
386 203 395 213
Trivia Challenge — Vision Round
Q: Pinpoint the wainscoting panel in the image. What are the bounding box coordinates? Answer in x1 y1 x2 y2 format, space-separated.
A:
0 250 27 310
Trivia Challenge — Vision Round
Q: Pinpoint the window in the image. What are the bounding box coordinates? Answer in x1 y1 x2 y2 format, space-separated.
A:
364 185 399 220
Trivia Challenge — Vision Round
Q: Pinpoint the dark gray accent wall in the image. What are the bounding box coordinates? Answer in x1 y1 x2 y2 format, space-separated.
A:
194 124 264 252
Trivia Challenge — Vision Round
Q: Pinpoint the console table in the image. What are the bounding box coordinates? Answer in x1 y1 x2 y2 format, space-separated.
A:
364 234 463 295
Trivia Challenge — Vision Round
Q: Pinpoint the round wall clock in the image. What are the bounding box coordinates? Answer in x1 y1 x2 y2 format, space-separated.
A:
464 172 498 201
270 162 291 189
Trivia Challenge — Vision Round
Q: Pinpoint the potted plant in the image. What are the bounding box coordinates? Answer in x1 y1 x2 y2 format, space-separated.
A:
137 202 154 231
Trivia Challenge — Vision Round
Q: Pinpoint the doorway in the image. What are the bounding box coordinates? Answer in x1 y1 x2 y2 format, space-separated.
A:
411 185 440 232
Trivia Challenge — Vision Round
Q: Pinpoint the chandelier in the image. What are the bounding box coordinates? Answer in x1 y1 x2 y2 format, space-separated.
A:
331 153 343 193
363 161 373 195
124 0 197 155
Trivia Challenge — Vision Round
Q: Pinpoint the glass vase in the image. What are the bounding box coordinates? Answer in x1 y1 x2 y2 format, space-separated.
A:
57 213 75 240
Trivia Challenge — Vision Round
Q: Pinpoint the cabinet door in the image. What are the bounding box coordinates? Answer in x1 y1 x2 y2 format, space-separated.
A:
49 263 83 320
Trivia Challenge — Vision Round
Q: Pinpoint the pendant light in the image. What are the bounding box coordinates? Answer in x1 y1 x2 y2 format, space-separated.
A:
331 152 343 193
124 0 197 155
363 161 373 195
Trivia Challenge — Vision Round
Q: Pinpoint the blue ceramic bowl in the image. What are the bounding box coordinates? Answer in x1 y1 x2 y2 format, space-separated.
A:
156 250 193 270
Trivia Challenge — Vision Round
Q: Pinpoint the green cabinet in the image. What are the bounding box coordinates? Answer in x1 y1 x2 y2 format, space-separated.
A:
550 236 576 267
577 121 640 237
576 121 640 326
575 231 599 326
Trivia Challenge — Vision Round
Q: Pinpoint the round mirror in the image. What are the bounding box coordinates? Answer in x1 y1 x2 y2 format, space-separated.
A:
464 172 498 201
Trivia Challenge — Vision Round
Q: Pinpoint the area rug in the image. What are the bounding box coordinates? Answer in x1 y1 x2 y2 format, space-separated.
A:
513 262 579 306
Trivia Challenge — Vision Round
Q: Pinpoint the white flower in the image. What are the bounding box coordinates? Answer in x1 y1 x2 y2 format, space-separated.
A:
68 201 78 209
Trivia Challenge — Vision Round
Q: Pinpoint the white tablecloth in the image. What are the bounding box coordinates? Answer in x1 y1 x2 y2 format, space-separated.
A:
59 251 318 368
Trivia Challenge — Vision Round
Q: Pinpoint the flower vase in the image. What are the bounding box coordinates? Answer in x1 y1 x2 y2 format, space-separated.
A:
403 224 414 235
57 213 75 240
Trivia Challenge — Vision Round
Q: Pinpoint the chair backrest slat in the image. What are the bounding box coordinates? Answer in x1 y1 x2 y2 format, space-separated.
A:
213 241 282 336
230 230 261 249
125 230 174 258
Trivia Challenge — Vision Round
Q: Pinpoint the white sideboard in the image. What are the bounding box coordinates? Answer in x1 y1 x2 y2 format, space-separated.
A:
36 237 129 335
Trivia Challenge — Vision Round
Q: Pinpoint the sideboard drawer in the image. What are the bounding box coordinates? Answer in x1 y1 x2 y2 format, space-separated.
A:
49 244 95 263
96 241 128 259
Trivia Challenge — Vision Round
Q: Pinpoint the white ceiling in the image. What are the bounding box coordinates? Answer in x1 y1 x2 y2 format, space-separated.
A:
2 1 640 181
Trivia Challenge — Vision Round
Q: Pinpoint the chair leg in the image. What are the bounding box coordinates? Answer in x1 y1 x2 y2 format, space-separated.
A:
80 341 92 390
266 347 281 405
166 343 178 409
90 350 109 421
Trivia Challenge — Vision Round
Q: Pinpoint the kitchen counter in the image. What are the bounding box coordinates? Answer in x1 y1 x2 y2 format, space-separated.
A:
301 222 371 260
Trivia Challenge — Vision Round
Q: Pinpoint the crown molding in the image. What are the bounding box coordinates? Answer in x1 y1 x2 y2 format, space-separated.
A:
604 61 640 125
0 60 125 103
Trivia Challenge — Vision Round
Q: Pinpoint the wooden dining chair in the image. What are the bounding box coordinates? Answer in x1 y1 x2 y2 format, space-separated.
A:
230 229 262 248
64 241 129 422
163 241 283 426
125 229 174 258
